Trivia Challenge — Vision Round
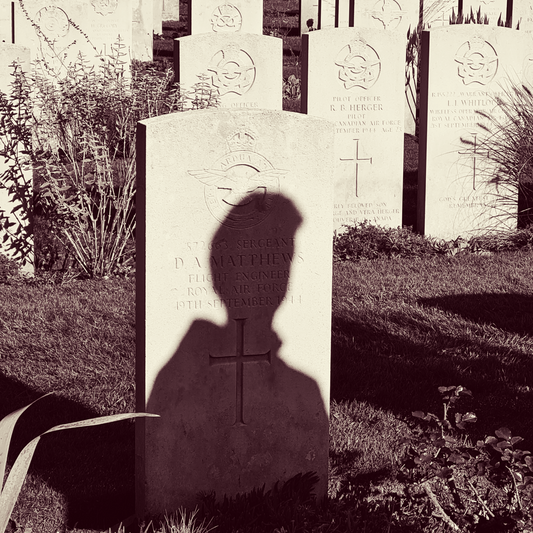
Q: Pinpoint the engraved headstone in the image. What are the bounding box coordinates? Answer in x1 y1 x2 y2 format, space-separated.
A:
0 2 11 43
356 0 418 33
418 26 530 239
0 43 33 272
163 0 180 20
133 0 153 61
422 0 459 27
136 108 333 514
14 0 132 78
461 0 508 25
302 28 405 230
300 0 319 33
174 33 282 110
188 0 263 35
515 0 533 31
319 0 336 28
154 0 163 33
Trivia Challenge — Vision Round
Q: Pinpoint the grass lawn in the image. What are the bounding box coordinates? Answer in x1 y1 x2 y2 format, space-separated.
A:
1 1 533 532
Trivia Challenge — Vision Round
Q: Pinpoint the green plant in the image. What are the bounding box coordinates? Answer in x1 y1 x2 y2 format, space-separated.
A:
0 392 158 533
139 508 216 533
401 386 533 532
461 83 533 230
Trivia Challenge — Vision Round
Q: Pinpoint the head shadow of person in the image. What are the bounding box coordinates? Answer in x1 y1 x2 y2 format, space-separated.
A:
145 192 329 513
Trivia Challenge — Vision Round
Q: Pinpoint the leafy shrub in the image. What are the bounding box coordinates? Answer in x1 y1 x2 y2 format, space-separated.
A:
0 253 19 282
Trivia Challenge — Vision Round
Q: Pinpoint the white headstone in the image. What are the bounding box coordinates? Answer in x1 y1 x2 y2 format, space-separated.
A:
515 0 533 31
418 26 530 239
14 0 132 78
188 0 263 35
423 0 459 26
153 0 163 33
133 0 153 61
356 0 418 33
461 0 507 24
163 0 180 20
0 43 33 272
319 0 336 28
302 28 405 230
174 33 282 110
300 0 319 33
136 108 333 515
0 2 11 43
337 0 355 27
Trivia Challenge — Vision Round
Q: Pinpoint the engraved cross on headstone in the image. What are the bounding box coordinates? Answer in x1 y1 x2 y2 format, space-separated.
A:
458 132 490 190
340 138 373 198
209 318 271 427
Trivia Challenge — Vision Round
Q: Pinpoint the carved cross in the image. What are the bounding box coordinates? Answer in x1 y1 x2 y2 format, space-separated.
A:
459 132 490 190
209 318 271 426
340 138 373 198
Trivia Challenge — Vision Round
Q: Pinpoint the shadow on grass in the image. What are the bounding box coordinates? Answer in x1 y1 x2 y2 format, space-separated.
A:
331 298 533 448
0 375 134 530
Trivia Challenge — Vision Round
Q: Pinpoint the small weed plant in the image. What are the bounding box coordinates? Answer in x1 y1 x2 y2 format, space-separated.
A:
401 386 533 532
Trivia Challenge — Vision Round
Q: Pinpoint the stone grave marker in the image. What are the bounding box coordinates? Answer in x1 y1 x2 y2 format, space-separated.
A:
14 0 132 78
418 25 530 239
356 0 418 33
188 0 263 35
133 0 153 61
163 0 180 20
422 0 459 26
319 0 336 28
302 27 405 230
337 0 355 27
515 0 533 31
174 33 282 110
0 2 12 43
136 108 334 514
0 43 33 272
300 0 319 33
461 0 508 25
153 0 163 33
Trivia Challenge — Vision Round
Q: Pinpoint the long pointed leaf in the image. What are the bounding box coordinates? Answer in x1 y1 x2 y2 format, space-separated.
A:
0 393 53 491
0 412 158 533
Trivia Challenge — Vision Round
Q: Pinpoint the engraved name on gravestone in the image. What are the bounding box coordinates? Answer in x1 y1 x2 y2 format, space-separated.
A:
14 0 132 77
302 28 404 230
174 33 282 110
461 0 508 25
188 0 263 35
418 26 530 239
0 43 33 272
136 108 333 514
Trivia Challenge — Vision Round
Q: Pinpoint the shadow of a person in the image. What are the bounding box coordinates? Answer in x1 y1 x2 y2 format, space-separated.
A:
145 192 329 513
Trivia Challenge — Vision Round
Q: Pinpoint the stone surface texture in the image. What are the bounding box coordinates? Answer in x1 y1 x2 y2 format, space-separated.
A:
418 26 530 239
302 27 404 230
14 0 132 77
136 108 333 515
188 0 263 35
133 0 153 61
174 33 282 110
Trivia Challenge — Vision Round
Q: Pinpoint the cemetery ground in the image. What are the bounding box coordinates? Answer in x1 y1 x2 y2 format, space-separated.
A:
1 3 533 533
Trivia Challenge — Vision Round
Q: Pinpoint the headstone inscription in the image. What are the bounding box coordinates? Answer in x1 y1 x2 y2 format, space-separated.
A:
136 108 334 514
0 43 33 272
163 0 180 20
188 0 263 35
461 0 508 25
133 0 153 61
300 0 319 33
174 33 282 110
14 0 132 78
302 27 405 230
418 26 530 239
